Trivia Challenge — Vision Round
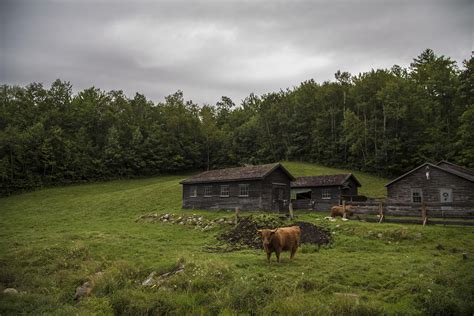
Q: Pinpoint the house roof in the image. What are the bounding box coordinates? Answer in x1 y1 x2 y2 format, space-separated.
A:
291 174 361 188
179 162 295 184
436 160 474 177
385 162 474 187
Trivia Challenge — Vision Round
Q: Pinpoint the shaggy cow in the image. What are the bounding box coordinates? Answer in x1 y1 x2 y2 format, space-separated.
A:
257 226 301 263
330 205 354 218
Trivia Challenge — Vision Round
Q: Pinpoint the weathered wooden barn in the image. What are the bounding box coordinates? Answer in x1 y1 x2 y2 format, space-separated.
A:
290 174 361 210
385 161 474 204
180 163 295 211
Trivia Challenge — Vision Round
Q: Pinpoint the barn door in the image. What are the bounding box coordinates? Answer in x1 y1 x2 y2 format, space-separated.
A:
439 188 453 203
272 186 285 212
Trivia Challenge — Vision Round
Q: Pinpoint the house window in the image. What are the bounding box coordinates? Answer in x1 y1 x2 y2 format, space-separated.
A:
411 188 422 203
204 186 212 197
220 185 230 197
239 184 250 197
190 186 197 197
322 189 331 199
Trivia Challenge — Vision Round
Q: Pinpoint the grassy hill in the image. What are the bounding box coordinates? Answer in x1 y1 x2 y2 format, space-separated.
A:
0 162 473 315
282 161 388 198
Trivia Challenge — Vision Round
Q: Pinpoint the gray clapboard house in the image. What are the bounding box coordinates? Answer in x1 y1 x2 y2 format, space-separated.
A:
291 174 361 210
385 161 474 204
180 163 295 211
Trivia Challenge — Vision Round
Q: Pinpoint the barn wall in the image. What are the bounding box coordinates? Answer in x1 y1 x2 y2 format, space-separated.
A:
387 167 474 203
291 178 360 211
182 180 262 211
291 199 314 210
343 178 359 196
311 186 341 210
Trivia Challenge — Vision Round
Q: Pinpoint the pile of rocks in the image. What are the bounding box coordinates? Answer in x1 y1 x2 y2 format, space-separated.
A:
141 262 185 288
136 213 237 230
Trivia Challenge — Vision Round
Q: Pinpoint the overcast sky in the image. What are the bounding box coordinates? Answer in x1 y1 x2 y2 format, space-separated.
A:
1 0 472 105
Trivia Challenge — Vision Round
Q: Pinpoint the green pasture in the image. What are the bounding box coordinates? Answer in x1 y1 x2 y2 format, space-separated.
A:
0 162 473 315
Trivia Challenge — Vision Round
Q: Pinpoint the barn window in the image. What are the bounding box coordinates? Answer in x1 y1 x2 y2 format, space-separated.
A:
190 186 197 197
220 185 230 197
411 188 423 203
204 186 212 197
239 184 250 197
322 189 331 199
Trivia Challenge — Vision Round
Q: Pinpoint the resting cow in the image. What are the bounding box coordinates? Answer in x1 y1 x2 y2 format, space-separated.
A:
330 205 354 218
257 226 301 263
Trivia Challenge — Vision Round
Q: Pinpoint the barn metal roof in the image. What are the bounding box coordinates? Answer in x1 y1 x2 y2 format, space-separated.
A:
385 162 474 187
179 162 295 184
291 174 361 188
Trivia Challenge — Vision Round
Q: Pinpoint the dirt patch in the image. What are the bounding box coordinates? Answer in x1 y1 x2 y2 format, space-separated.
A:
207 215 332 252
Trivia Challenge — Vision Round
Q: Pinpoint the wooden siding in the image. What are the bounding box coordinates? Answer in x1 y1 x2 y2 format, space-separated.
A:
182 180 262 211
182 166 293 211
387 167 474 204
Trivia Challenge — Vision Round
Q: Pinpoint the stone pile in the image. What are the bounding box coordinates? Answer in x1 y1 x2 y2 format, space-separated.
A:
136 213 237 230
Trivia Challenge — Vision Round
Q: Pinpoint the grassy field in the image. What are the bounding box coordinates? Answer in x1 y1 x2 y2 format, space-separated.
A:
0 162 473 315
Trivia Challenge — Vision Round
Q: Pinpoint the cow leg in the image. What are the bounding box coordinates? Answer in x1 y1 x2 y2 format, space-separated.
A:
290 247 296 259
266 251 271 263
275 251 280 263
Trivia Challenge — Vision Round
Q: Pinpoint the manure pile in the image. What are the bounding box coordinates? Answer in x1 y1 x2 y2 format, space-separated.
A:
208 215 332 252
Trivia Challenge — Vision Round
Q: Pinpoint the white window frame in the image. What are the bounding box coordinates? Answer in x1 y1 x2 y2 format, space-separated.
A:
190 186 197 198
204 185 213 197
239 184 250 197
411 188 423 203
220 185 230 197
321 189 331 200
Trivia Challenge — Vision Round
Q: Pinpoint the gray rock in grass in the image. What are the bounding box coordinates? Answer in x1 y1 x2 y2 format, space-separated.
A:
3 288 18 295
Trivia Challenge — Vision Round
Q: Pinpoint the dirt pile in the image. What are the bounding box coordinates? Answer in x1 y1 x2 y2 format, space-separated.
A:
210 215 332 252
294 221 332 246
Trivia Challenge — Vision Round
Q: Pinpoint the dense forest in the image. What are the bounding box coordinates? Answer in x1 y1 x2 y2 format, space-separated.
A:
1 49 473 195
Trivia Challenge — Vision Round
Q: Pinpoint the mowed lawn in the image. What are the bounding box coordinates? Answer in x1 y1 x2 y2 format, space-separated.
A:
0 162 473 315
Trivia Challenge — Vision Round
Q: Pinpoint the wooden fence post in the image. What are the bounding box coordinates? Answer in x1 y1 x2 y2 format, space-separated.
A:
421 202 427 226
378 202 384 223
235 207 240 223
342 200 346 219
289 202 294 219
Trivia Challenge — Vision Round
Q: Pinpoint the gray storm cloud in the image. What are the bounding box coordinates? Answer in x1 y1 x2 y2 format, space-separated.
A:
1 0 472 105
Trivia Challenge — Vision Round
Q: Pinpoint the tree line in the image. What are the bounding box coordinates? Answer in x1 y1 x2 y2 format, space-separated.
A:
1 49 473 195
